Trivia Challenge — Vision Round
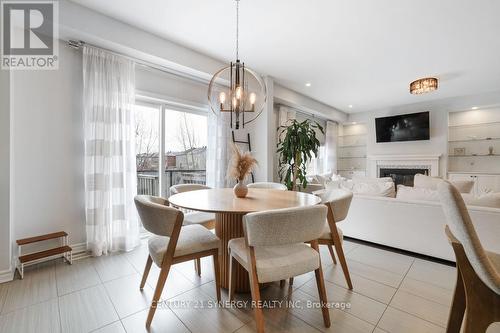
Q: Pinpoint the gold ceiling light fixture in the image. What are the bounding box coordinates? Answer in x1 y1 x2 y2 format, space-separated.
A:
410 77 438 95
207 0 267 129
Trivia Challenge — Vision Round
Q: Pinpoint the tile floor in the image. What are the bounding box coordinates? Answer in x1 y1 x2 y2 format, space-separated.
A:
0 239 499 333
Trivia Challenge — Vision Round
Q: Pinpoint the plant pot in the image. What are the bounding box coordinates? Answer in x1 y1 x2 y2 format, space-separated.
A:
233 180 248 198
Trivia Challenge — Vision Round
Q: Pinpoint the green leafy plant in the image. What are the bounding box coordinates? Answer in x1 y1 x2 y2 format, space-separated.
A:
277 119 324 190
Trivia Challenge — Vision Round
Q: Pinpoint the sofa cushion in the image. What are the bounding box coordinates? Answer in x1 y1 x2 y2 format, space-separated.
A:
396 185 441 201
414 174 442 189
342 181 395 197
352 176 394 183
449 180 474 194
461 193 500 208
414 174 473 193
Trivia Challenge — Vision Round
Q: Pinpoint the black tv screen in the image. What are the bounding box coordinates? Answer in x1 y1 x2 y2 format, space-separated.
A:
375 111 430 143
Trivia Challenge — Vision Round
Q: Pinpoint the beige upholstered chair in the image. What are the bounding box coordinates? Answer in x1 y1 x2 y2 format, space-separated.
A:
134 195 221 327
438 182 500 333
170 184 215 275
311 189 354 289
228 205 330 333
247 182 287 190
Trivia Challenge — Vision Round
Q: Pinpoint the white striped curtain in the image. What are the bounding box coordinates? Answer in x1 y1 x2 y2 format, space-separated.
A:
323 121 338 175
83 46 139 256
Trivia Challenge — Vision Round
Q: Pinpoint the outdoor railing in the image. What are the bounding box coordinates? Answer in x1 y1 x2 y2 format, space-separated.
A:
137 169 206 197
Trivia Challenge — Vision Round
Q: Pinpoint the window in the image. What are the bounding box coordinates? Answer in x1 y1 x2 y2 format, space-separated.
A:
134 104 160 195
162 110 207 197
134 101 208 198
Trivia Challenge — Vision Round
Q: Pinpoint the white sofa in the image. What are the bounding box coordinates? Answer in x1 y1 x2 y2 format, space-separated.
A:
338 195 500 261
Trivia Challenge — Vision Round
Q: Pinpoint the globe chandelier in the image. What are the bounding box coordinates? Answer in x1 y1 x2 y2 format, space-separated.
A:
207 0 267 129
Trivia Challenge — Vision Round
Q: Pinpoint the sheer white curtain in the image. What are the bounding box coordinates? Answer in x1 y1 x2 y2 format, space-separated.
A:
206 110 231 188
83 46 140 256
323 121 338 175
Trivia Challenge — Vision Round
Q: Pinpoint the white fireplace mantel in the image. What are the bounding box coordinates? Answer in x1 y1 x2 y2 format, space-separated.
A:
367 154 442 177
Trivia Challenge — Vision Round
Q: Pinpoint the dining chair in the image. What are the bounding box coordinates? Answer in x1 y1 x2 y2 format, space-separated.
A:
438 182 500 333
134 195 221 328
170 183 215 276
247 182 287 190
228 205 330 333
311 188 354 290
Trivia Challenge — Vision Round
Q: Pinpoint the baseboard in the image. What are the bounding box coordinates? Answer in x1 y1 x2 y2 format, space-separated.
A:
0 268 14 284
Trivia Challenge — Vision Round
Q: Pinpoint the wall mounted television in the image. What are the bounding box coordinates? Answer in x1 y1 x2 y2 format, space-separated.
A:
375 111 430 143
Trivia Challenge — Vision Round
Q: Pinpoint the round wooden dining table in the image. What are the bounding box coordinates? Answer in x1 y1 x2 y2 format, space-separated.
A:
168 188 321 292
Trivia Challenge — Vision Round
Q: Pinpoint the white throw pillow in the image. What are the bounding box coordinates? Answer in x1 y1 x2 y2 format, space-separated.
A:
342 181 395 197
461 193 500 208
352 176 393 184
450 180 474 194
396 185 441 201
413 174 442 190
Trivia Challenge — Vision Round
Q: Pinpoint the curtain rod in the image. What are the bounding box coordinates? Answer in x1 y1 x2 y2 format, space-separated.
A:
67 40 211 85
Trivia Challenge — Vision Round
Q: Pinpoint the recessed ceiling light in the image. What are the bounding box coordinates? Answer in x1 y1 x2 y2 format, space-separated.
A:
348 105 353 108
305 83 311 87
471 106 478 110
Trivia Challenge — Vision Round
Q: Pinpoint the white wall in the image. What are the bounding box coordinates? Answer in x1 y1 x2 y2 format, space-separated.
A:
10 41 86 247
0 69 12 281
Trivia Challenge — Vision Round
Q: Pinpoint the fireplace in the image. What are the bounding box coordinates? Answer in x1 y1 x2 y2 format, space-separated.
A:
380 168 429 187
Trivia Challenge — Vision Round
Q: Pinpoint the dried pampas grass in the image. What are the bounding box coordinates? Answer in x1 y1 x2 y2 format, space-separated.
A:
227 143 258 181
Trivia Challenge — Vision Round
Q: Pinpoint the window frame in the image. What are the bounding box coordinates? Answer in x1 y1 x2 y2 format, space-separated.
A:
134 92 209 197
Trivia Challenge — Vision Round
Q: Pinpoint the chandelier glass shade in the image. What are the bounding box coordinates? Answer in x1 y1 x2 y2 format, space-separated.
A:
410 77 438 95
207 0 267 129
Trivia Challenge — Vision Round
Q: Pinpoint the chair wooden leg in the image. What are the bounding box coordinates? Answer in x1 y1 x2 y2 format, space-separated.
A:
327 245 337 265
228 255 237 301
140 255 153 290
289 277 294 286
212 252 221 302
311 241 331 328
333 238 353 290
280 279 285 288
446 266 465 333
249 271 265 333
146 262 172 328
194 258 201 276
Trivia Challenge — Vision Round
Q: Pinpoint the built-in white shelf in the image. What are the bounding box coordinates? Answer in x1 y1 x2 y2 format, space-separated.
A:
449 137 500 143
337 123 367 178
449 154 500 157
448 108 500 174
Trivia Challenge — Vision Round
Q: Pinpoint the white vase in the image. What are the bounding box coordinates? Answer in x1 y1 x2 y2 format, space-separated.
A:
233 180 248 198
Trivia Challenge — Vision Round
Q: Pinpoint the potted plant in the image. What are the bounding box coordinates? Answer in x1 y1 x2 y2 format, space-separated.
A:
227 143 258 198
277 119 324 190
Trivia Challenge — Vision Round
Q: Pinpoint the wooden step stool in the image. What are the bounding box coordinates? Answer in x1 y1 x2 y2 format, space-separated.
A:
16 231 72 279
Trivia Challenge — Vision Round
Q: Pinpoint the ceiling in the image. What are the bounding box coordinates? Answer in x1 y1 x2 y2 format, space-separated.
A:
70 0 500 113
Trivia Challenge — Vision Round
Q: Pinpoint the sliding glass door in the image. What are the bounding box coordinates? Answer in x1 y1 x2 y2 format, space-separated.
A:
134 103 160 195
162 110 207 197
134 101 208 198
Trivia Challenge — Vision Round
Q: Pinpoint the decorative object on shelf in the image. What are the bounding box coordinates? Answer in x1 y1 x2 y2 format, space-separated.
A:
489 146 494 155
277 119 324 190
409 77 438 94
227 143 257 198
454 147 466 156
207 0 266 129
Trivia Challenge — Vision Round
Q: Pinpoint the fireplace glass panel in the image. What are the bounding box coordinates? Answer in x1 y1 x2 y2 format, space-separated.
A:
379 168 429 187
